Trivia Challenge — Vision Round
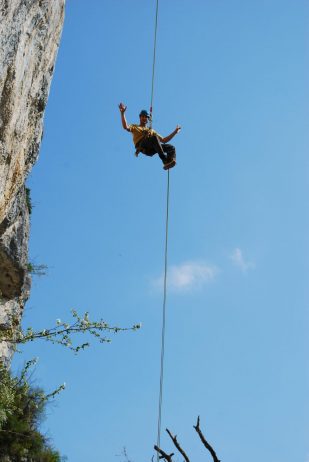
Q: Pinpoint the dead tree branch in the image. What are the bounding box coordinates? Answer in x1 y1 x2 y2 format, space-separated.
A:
166 428 190 462
193 416 220 462
154 445 174 462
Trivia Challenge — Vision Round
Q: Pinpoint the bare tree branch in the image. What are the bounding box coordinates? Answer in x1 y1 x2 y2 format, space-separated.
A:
154 445 174 462
115 447 132 462
193 416 220 462
166 428 190 462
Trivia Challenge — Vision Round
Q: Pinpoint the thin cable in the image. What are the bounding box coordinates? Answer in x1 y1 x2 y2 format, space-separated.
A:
156 169 170 460
148 0 170 455
149 0 159 128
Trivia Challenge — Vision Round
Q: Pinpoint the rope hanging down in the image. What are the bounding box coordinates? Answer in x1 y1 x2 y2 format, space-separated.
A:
156 169 170 458
148 0 170 458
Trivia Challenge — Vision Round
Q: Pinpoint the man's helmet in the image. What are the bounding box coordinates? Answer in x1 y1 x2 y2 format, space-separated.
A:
139 109 150 118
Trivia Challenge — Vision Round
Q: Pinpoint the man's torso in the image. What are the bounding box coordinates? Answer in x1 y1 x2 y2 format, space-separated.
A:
128 124 161 146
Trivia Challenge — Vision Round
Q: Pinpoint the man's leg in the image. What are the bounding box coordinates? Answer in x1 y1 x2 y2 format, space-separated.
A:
162 144 176 163
146 135 168 163
136 138 156 157
138 136 174 165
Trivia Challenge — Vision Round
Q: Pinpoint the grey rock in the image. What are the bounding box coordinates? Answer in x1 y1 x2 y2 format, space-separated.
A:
0 0 65 364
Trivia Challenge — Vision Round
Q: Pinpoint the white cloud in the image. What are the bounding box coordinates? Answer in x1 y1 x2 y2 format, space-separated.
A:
152 261 218 292
230 247 255 272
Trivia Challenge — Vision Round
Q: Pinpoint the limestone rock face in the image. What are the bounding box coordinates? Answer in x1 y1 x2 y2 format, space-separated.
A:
0 0 65 364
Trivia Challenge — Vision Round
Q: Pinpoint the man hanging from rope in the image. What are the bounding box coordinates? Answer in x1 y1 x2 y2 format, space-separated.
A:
119 103 181 170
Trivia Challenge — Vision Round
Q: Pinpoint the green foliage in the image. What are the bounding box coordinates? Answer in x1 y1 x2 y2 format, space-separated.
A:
27 263 48 276
0 369 15 429
1 310 141 354
25 187 32 215
0 312 140 459
0 360 65 461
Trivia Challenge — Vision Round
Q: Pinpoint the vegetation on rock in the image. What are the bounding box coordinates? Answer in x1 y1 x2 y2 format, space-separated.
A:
25 187 33 215
0 360 66 461
1 309 141 354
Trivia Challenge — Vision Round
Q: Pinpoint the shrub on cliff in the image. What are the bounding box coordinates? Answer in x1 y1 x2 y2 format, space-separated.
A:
0 362 65 462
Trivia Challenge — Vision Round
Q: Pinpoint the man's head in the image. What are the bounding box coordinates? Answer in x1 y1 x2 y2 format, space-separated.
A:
139 109 150 126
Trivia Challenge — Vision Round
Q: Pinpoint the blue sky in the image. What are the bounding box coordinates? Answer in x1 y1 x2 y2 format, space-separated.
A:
13 1 309 461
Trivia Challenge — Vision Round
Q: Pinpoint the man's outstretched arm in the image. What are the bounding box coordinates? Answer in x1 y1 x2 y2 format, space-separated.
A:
160 125 181 143
119 102 130 131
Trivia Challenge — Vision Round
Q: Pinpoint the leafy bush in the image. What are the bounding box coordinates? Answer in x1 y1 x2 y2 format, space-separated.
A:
0 362 65 462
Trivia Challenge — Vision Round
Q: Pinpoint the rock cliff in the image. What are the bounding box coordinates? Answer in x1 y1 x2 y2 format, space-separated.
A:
0 0 65 364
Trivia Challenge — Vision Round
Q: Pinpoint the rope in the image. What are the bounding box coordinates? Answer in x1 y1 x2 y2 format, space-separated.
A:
149 0 159 129
148 1 170 457
156 169 170 460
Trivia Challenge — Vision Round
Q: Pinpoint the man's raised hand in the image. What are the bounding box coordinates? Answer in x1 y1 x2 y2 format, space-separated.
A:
119 102 127 113
175 125 181 134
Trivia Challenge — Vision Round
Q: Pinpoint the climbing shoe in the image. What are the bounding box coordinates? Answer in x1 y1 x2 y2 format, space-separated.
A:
163 159 176 170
